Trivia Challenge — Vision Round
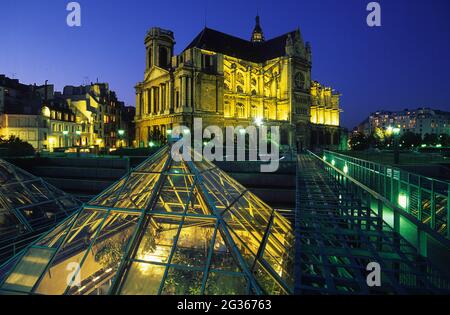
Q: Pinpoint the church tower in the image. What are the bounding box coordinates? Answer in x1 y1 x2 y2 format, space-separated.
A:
144 27 175 71
251 15 265 43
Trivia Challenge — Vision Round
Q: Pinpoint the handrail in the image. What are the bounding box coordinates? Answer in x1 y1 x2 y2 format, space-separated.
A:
324 150 449 186
307 150 450 253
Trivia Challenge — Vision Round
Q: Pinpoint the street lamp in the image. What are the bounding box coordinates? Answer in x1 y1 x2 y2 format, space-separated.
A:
392 127 401 164
118 129 125 148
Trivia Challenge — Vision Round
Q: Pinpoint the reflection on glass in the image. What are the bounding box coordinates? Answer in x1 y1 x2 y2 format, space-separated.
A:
204 272 249 295
161 267 203 295
135 216 181 264
120 262 166 295
171 219 215 267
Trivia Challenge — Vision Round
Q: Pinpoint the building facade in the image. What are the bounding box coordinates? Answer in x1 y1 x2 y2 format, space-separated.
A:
0 75 131 151
358 108 450 138
135 17 343 150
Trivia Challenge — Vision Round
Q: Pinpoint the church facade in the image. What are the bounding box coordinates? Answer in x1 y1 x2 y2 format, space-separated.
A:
134 17 343 150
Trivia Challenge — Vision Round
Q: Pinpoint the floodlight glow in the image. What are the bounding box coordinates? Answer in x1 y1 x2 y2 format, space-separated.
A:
254 117 263 127
118 130 125 136
323 156 327 161
343 164 348 174
149 141 155 147
62 130 69 136
398 193 408 209
331 159 336 166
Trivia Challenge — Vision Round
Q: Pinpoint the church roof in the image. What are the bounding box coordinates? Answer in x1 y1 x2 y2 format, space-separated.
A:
0 146 294 295
184 27 298 63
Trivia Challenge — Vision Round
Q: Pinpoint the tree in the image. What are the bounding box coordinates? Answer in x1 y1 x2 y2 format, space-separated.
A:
0 135 35 156
349 132 370 151
423 133 438 146
439 134 450 147
399 132 422 148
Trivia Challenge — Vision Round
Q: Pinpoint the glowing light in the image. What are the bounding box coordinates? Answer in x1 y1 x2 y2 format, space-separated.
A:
393 127 401 135
323 155 327 161
343 164 348 174
75 130 81 136
118 129 125 136
62 130 69 136
254 117 263 127
149 141 155 147
331 159 336 166
436 144 442 148
166 129 172 135
239 128 246 135
398 193 408 209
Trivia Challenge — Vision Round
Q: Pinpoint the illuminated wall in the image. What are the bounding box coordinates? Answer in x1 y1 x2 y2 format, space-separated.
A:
310 81 341 127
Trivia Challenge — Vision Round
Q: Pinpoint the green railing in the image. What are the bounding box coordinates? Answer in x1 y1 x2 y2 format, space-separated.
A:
322 150 450 243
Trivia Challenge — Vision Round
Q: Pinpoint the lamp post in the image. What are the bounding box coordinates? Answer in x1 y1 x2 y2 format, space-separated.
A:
63 130 69 149
392 127 401 164
118 129 125 148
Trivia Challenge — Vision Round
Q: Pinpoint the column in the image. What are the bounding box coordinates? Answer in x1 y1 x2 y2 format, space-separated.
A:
168 81 173 112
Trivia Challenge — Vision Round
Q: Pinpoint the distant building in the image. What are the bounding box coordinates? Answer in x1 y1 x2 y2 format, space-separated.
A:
135 16 344 150
0 75 130 151
63 83 124 148
357 108 450 138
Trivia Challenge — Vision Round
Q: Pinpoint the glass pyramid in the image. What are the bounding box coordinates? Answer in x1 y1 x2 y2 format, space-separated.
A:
0 159 81 247
0 146 294 295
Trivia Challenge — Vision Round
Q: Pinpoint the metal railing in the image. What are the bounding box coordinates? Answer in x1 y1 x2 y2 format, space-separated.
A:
322 150 450 241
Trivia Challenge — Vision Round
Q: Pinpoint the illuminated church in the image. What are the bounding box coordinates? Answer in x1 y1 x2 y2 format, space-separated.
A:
134 16 343 150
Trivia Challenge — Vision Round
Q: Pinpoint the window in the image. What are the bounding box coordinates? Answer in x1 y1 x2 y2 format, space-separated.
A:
236 103 245 118
159 47 168 68
236 86 244 94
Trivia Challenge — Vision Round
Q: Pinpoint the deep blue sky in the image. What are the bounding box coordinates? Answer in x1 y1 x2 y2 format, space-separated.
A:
1 0 450 128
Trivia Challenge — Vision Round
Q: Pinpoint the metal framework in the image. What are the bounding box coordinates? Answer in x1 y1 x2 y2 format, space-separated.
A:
0 146 294 295
0 159 81 263
323 150 450 240
295 152 450 294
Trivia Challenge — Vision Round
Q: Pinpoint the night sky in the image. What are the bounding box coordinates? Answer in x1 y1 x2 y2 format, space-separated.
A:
1 0 450 129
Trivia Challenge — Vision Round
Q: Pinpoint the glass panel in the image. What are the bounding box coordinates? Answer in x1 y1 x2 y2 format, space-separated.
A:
113 173 160 209
37 215 77 248
35 209 108 295
209 229 241 272
1 247 55 293
134 216 182 264
253 260 288 295
66 212 141 295
161 267 203 295
89 177 128 207
119 262 166 295
171 218 215 267
152 175 194 213
133 150 168 173
204 272 249 295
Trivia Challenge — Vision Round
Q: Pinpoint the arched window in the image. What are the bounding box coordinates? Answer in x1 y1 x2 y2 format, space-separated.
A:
251 89 257 96
224 83 230 91
251 78 257 86
236 72 244 85
236 103 245 118
236 85 244 94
